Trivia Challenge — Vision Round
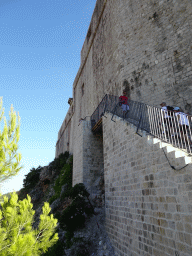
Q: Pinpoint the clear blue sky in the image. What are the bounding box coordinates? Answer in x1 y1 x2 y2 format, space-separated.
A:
0 0 96 195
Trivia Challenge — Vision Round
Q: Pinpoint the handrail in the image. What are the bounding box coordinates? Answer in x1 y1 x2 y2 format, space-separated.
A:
90 94 192 155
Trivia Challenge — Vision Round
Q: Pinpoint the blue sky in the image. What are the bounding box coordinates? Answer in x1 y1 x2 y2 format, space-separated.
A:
0 0 96 195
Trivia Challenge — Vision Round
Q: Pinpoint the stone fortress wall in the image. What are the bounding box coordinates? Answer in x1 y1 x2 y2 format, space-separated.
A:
103 112 192 256
55 0 192 255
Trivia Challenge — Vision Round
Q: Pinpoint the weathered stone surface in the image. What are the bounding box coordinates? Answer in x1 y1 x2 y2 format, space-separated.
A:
54 0 192 255
103 112 192 256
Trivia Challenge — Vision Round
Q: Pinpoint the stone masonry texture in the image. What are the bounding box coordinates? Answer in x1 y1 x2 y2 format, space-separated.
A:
103 112 192 256
55 0 192 255
56 0 192 159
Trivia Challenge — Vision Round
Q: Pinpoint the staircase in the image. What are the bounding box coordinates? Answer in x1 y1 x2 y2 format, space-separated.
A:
90 94 192 156
147 136 192 167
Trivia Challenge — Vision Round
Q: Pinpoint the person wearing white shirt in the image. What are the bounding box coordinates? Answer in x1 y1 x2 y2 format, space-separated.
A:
174 107 192 144
160 102 174 137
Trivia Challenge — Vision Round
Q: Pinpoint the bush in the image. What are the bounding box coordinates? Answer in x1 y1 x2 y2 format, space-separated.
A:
42 238 65 256
48 194 59 205
23 165 43 190
0 192 59 256
48 154 73 207
59 163 73 188
49 152 70 176
70 238 92 256
52 160 73 201
59 184 94 232
43 179 50 185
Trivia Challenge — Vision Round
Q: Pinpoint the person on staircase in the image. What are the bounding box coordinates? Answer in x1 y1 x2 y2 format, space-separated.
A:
174 107 192 145
119 90 129 119
160 102 174 138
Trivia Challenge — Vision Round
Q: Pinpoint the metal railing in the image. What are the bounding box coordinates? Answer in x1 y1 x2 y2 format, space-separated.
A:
90 94 192 154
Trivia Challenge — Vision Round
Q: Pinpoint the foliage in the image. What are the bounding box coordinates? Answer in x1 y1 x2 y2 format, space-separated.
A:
54 164 72 194
64 230 74 248
0 191 59 256
23 166 43 190
70 237 92 256
0 100 60 256
41 236 65 256
17 187 29 201
49 152 70 176
48 194 59 205
49 156 73 205
59 183 94 232
0 97 23 193
43 179 50 186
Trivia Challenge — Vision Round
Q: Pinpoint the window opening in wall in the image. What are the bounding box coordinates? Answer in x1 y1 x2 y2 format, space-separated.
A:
73 87 76 112
82 83 84 96
87 26 92 43
79 103 82 120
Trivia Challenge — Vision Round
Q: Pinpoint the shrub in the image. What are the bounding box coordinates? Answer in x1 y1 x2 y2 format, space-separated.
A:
70 238 92 256
49 152 70 176
64 230 74 248
23 165 43 190
48 194 59 205
42 237 65 256
59 184 94 232
59 163 73 188
0 191 59 256
52 159 73 201
43 179 50 185
48 154 73 210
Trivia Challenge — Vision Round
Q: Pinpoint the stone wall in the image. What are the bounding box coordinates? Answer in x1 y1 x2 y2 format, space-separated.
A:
55 103 74 157
72 0 192 113
55 1 192 254
103 112 192 256
73 119 104 198
56 0 192 158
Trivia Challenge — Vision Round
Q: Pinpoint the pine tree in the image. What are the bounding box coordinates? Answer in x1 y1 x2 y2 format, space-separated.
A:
0 192 58 256
0 98 59 255
0 97 23 190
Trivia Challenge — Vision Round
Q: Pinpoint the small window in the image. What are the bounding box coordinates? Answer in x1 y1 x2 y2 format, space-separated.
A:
82 84 84 96
87 26 91 43
73 88 76 111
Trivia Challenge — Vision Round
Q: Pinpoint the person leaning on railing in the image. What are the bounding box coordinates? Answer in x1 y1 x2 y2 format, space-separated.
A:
174 107 192 144
160 102 174 137
119 90 129 119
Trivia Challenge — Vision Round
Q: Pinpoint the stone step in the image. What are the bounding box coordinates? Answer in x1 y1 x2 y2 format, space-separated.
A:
121 115 192 165
145 135 192 166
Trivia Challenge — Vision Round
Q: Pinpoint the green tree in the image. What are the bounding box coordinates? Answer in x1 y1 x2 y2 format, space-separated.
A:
0 192 58 256
0 97 23 191
0 98 59 255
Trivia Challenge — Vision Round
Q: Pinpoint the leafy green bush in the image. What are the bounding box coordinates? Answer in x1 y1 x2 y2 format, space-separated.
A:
49 152 70 176
42 237 65 256
59 183 94 232
70 238 92 256
64 230 74 248
49 156 73 204
60 162 73 187
0 192 59 256
23 165 43 190
43 179 50 185
48 194 59 205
